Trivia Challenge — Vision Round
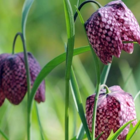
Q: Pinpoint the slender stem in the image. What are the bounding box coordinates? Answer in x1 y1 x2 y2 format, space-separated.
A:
90 49 100 140
12 32 31 140
35 103 45 140
74 0 102 21
100 84 110 94
100 64 111 84
74 2 102 140
70 67 91 140
65 80 69 140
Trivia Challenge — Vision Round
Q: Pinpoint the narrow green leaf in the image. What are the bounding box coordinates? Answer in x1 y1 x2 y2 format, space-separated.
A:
29 46 90 102
70 67 91 140
76 124 85 140
63 0 75 38
128 123 134 133
95 132 104 140
22 0 34 38
126 120 140 140
28 46 90 138
107 120 135 140
75 6 85 24
63 0 75 139
107 130 114 140
0 130 9 140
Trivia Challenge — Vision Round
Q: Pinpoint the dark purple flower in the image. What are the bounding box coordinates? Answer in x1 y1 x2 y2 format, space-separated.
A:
0 54 10 106
0 52 45 105
85 0 140 64
86 85 137 140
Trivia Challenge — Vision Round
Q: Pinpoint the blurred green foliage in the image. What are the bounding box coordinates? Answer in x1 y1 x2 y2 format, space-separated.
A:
0 0 140 140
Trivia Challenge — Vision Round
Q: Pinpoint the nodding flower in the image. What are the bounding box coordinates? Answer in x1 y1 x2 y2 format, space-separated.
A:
86 85 137 140
0 52 45 106
85 0 140 64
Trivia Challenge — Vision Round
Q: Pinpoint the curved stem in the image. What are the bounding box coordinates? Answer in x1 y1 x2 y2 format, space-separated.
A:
12 32 31 140
100 84 111 94
74 0 102 21
74 2 102 140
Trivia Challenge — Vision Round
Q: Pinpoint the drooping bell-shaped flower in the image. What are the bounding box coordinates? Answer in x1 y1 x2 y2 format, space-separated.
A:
0 52 45 105
85 0 140 64
86 85 137 140
0 54 10 106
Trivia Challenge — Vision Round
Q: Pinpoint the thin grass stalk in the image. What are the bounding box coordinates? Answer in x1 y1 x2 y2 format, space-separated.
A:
35 103 45 140
12 32 31 140
70 67 91 140
74 5 100 140
63 0 75 139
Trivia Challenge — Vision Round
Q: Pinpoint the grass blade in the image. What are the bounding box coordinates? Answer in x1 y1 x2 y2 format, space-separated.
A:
28 46 90 139
126 120 140 140
22 0 34 39
95 132 104 140
107 120 135 140
70 67 91 140
63 0 75 139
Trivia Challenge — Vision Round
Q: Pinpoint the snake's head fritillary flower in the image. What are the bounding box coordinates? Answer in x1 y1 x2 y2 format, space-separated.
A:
0 54 10 106
86 85 137 140
0 52 45 105
85 0 140 64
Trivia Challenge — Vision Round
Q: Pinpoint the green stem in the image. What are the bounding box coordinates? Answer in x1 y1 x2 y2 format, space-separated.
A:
74 0 102 21
65 80 70 140
100 84 110 94
70 67 91 140
12 32 31 140
35 103 45 140
74 1 102 140
63 0 75 138
100 64 111 84
90 49 100 140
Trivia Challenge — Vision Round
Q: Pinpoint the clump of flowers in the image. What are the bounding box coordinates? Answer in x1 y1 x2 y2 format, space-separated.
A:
85 0 140 64
0 52 45 106
86 85 137 140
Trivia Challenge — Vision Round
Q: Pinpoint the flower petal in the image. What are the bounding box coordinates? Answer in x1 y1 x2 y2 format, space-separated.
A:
1 54 27 104
0 54 10 106
17 53 46 103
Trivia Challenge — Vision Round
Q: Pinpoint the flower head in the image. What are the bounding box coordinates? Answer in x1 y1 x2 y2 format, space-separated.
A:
86 85 137 140
85 0 140 64
0 52 45 105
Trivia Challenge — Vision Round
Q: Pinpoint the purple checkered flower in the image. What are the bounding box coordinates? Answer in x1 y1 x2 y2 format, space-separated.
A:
85 0 140 64
0 52 45 105
86 85 137 140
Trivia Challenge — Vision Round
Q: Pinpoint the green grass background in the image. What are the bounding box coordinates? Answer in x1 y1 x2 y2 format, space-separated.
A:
0 0 140 139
